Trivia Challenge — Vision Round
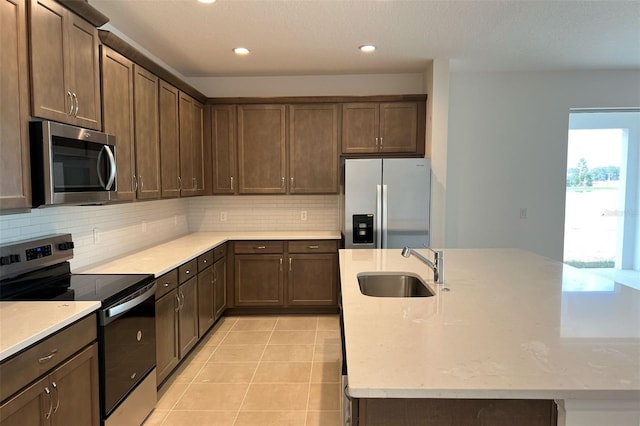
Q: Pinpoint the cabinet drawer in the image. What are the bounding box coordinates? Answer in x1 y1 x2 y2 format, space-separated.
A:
198 250 214 272
287 240 339 253
156 269 178 299
213 244 226 261
179 259 198 283
234 241 284 254
0 315 96 402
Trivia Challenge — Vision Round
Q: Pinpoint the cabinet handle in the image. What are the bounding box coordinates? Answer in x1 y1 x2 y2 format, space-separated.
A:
66 91 73 115
175 293 180 312
255 246 266 250
139 176 144 191
51 381 60 414
193 178 197 189
289 257 292 272
307 245 320 249
230 176 234 190
281 177 285 188
72 92 79 116
203 259 208 264
185 269 191 275
179 290 185 309
380 137 383 148
133 175 138 192
38 349 58 364
44 387 52 419
178 176 182 191
279 258 283 271
290 177 294 187
163 282 170 287
375 137 379 148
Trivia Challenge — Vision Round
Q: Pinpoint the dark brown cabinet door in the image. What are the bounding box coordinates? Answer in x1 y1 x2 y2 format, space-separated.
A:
29 0 100 130
133 65 161 200
192 100 205 196
197 266 214 337
179 94 205 197
235 255 284 306
379 102 418 153
178 277 198 358
101 47 136 201
287 253 338 306
155 290 179 385
341 103 379 154
289 104 339 194
159 81 181 198
50 343 99 426
213 257 227 319
237 105 287 194
211 105 237 194
0 0 31 209
0 375 49 425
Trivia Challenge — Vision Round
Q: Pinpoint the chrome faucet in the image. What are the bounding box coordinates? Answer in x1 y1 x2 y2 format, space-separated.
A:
401 246 444 284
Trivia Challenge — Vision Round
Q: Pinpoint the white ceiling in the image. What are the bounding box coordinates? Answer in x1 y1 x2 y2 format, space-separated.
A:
90 0 640 77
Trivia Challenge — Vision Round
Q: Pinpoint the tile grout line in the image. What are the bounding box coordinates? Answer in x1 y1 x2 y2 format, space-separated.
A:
303 316 320 426
159 316 238 425
230 317 278 426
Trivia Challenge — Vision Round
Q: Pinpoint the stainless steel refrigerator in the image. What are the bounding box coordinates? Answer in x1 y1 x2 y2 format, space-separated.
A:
342 158 431 249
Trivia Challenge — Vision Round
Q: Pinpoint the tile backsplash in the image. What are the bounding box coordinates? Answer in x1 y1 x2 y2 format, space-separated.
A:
0 195 340 270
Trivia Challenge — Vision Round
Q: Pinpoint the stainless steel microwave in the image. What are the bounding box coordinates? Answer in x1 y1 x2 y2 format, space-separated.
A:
29 121 117 207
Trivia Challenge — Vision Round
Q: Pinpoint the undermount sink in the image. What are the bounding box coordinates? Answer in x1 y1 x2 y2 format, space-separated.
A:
357 273 434 297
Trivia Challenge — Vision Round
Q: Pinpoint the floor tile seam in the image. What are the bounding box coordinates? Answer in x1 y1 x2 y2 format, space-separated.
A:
231 319 279 426
304 316 321 426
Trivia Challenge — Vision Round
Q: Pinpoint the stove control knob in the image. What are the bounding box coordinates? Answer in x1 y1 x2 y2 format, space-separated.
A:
57 242 75 251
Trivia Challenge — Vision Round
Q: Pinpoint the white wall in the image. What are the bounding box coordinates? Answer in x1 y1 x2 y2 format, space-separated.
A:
446 70 640 261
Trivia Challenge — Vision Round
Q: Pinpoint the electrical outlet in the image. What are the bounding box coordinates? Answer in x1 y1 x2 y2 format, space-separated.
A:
520 208 527 219
301 210 308 221
142 221 148 232
220 211 227 222
93 228 100 244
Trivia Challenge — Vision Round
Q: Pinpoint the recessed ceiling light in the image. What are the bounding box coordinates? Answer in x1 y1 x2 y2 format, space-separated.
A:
233 47 250 56
197 0 216 3
359 45 376 53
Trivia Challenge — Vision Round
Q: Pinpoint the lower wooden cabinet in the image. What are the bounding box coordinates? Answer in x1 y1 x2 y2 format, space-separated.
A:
232 240 339 309
0 343 99 426
155 288 179 385
197 265 215 337
177 276 198 358
213 256 227 319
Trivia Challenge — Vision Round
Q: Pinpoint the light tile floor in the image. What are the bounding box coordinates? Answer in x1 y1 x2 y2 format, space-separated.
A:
144 314 342 426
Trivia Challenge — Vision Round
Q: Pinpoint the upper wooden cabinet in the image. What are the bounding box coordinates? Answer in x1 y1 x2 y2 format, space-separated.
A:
289 104 339 194
29 0 101 130
342 101 425 155
0 0 31 209
133 65 161 200
101 46 136 201
179 93 205 197
210 105 237 194
237 105 287 194
159 81 181 198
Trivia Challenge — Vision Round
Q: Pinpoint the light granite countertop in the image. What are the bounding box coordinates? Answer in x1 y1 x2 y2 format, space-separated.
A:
339 248 640 403
0 301 100 361
78 231 341 277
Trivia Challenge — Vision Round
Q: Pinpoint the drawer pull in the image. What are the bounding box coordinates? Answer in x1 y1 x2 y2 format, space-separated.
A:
307 245 320 249
203 259 208 264
44 386 52 419
38 350 58 364
255 246 266 250
185 269 191 275
175 294 181 312
289 258 292 272
163 282 170 287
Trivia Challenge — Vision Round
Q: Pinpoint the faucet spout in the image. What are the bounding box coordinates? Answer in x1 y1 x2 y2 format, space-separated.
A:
401 247 444 284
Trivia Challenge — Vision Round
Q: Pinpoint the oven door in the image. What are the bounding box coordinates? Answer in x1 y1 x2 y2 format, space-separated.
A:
100 283 156 418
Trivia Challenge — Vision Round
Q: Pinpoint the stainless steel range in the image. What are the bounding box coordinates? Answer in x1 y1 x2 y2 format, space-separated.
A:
0 234 157 426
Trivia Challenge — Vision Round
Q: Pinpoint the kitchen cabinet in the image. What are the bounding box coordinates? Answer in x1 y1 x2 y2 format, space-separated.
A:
0 316 99 426
0 0 31 209
232 240 339 309
342 102 424 155
133 65 161 200
179 93 205 197
237 105 287 194
29 0 101 130
210 105 237 194
155 270 179 385
213 245 227 319
289 104 339 194
286 240 338 306
177 260 198 358
196 250 215 337
234 241 285 306
159 81 181 198
101 46 136 201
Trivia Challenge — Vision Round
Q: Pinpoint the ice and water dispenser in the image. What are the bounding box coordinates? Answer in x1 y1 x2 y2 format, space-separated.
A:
352 214 374 244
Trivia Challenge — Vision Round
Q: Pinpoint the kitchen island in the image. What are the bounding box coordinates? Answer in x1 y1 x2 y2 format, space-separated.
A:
339 248 640 426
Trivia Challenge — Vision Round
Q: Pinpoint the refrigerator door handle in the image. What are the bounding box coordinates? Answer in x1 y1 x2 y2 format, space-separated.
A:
382 184 388 248
376 184 383 249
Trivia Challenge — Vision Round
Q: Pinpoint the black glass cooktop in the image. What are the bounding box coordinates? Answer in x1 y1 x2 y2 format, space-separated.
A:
0 261 154 306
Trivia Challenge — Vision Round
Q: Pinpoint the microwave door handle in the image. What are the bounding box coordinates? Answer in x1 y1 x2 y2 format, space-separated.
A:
104 146 116 190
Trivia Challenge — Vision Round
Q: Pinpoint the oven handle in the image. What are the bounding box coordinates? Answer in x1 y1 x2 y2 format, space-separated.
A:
102 282 156 325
